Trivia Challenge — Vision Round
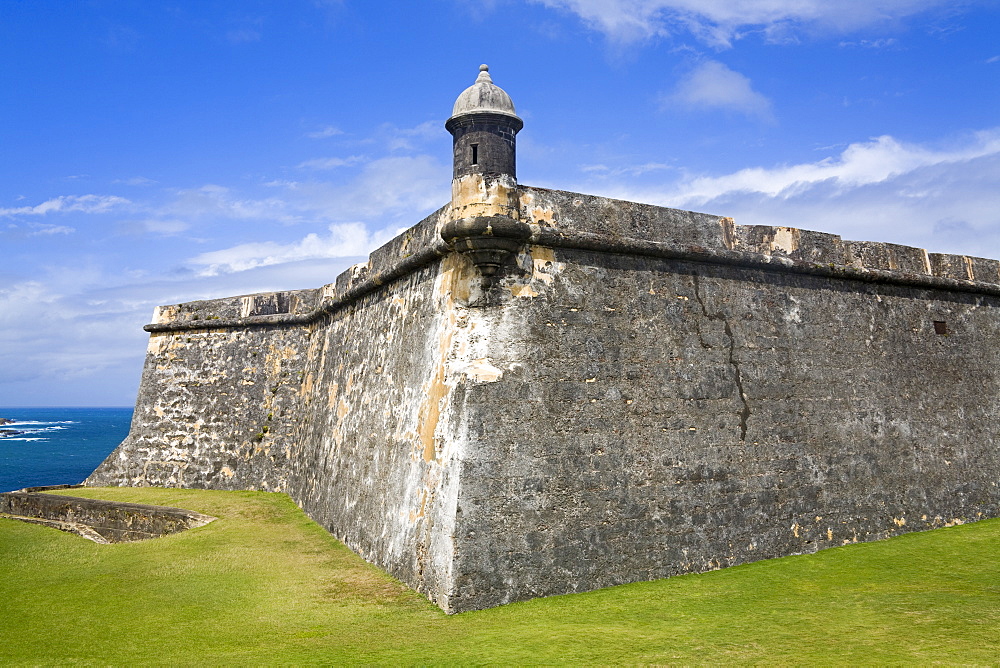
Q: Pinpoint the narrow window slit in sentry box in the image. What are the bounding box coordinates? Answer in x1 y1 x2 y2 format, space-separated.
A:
471 144 478 165
934 321 948 335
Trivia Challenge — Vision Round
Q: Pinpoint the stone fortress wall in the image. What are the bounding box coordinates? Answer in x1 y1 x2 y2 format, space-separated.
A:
88 183 1000 612
88 66 1000 613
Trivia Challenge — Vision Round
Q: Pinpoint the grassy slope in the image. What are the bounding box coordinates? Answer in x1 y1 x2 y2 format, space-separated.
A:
1 487 998 665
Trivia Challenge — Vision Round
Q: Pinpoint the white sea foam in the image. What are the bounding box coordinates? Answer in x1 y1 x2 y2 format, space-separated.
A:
0 420 78 442
2 420 77 426
1 408 132 492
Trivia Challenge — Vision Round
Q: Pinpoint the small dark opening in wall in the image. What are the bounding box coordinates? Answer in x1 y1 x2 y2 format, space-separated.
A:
471 144 478 165
933 320 948 335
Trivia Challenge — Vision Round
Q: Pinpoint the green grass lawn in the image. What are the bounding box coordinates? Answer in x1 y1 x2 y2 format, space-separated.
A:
2 487 998 665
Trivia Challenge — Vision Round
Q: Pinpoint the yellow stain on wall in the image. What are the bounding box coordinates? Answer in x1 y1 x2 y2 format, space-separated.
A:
508 246 562 298
409 488 429 523
531 246 558 285
518 190 556 226
509 283 539 298
448 173 520 221
300 372 315 397
415 254 470 463
771 227 800 254
151 305 179 325
418 365 447 463
147 333 169 355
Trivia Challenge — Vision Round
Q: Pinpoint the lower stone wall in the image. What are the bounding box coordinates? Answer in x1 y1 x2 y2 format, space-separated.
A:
444 245 1000 611
0 491 215 542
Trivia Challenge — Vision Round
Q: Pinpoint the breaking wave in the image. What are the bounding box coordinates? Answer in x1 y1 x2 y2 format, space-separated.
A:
0 421 78 442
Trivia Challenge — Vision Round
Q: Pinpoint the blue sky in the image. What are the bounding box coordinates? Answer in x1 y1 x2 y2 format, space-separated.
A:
2 0 999 406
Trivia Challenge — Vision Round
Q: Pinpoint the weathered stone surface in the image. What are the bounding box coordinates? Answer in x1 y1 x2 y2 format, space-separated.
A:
89 241 478 611
283 255 485 611
87 184 1000 613
519 186 731 250
0 491 215 542
447 114 521 179
89 321 312 492
446 245 1000 609
736 225 848 265
846 240 931 274
968 256 1000 284
929 252 974 281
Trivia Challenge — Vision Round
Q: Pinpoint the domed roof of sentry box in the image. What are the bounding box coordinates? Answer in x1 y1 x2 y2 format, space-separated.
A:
450 64 520 121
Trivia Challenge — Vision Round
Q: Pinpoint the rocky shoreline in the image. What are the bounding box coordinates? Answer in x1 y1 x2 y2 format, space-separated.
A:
0 418 24 437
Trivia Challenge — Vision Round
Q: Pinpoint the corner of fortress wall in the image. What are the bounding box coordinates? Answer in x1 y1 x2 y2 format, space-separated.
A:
88 185 1000 613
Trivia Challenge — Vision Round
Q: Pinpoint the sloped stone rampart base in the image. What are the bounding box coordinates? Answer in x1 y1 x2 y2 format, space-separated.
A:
0 491 215 543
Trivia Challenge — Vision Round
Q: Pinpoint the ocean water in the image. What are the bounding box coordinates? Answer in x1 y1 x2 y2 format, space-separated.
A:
0 407 133 492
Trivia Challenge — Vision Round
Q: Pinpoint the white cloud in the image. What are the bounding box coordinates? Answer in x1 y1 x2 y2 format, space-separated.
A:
132 154 449 278
122 219 191 236
534 0 959 46
296 155 365 170
262 179 301 188
0 254 367 405
663 61 773 120
114 176 158 186
0 194 131 217
281 154 450 221
306 125 345 139
161 153 448 228
839 37 899 48
0 278 151 404
987 55 1000 64
663 130 1000 205
0 249 370 400
384 121 442 151
0 122 450 405
187 222 395 276
581 162 673 177
28 223 75 236
582 127 1000 259
166 185 305 224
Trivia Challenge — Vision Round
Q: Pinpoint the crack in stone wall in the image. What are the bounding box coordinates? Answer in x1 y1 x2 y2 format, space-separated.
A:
691 272 752 441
